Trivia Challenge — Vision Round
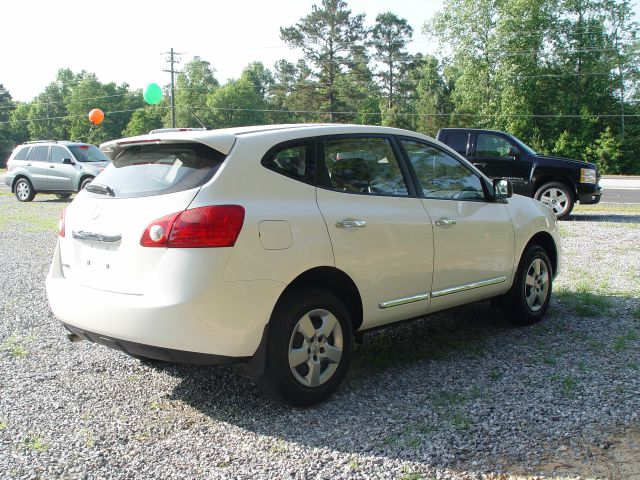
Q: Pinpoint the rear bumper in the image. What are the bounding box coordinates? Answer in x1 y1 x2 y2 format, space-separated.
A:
577 183 602 205
62 322 248 365
46 241 284 359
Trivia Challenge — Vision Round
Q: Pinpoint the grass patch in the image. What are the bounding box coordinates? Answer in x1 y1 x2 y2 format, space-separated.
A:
613 330 639 351
573 203 640 215
556 284 613 318
23 434 48 452
2 334 29 357
0 197 64 232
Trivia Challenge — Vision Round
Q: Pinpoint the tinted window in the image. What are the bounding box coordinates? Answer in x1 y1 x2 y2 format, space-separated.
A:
444 131 469 155
262 142 314 185
13 146 31 161
323 137 408 196
476 134 514 158
50 146 69 164
68 144 110 163
402 140 484 200
90 143 226 199
32 146 49 162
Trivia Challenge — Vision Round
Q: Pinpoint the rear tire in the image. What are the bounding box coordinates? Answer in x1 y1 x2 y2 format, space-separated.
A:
503 245 553 325
265 289 353 407
15 178 35 202
55 193 72 200
534 182 574 220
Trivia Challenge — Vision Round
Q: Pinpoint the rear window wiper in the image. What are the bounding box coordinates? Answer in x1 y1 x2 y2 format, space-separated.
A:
85 183 115 197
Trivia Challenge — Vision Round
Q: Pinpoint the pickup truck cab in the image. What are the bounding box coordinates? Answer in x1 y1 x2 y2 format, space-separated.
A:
436 128 602 219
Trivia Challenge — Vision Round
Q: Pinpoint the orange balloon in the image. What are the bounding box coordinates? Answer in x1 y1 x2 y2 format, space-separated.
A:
88 108 105 125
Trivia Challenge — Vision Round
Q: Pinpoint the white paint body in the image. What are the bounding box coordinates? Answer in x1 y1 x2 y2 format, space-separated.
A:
46 124 561 359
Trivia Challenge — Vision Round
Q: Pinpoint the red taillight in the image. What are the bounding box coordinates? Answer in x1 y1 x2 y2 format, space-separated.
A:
140 206 245 248
58 208 66 237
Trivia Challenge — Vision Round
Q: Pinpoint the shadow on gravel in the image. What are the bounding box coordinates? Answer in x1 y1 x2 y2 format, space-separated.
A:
567 213 640 223
159 290 640 473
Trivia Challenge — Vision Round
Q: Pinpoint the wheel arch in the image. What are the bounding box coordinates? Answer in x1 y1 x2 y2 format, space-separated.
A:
532 174 577 199
78 174 95 190
237 266 363 380
273 266 363 332
522 231 558 277
11 174 31 193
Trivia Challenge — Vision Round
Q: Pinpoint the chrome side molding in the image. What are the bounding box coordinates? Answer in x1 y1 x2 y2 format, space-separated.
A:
432 276 507 298
379 292 430 309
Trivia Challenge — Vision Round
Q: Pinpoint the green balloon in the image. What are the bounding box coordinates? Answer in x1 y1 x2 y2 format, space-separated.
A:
143 83 163 105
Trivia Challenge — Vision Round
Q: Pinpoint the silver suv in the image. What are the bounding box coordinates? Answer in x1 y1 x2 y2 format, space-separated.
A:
4 140 111 202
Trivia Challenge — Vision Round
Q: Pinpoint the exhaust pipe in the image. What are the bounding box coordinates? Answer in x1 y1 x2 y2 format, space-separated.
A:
66 333 84 343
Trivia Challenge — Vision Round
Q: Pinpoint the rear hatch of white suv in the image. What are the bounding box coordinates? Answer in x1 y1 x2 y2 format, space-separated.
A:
59 136 239 295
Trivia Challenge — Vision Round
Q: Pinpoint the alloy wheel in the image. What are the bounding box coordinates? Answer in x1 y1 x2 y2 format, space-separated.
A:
524 258 549 312
539 187 569 216
288 308 344 388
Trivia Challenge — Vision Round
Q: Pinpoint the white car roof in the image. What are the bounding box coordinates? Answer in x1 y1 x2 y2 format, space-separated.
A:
100 124 436 156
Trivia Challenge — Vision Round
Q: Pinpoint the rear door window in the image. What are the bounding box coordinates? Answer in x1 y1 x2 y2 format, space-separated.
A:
444 131 469 156
321 137 409 197
31 146 49 162
90 143 226 198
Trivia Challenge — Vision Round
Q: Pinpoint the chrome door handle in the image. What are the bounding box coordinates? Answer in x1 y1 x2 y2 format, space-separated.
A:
473 162 487 168
336 219 367 229
49 164 55 168
26 163 32 166
435 218 456 227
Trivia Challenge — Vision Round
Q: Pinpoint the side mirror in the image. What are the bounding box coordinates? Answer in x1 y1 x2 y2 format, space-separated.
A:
63 158 75 165
493 178 513 200
507 146 520 159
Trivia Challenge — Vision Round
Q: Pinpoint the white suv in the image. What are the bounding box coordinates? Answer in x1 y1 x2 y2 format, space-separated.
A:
46 124 561 406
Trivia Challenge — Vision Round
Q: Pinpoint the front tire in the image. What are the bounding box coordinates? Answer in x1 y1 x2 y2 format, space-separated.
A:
265 289 353 407
80 177 94 190
534 182 574 220
15 178 35 202
503 245 553 325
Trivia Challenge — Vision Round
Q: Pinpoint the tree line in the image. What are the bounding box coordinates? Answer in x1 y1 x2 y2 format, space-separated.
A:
1 0 638 173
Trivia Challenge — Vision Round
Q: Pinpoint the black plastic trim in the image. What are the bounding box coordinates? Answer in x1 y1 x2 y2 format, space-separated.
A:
61 322 249 366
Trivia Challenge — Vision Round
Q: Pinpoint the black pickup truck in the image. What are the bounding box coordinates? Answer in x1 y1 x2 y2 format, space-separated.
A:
436 128 602 219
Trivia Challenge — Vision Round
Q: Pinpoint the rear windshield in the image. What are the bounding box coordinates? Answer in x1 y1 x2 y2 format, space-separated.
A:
89 142 226 198
69 144 111 163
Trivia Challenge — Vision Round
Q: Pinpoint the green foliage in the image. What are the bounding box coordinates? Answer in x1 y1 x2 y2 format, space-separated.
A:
585 127 623 173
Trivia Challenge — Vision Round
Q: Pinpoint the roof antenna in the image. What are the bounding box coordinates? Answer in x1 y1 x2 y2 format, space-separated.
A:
184 105 208 129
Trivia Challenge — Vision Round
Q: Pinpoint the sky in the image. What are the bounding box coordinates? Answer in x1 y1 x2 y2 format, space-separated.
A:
0 0 444 103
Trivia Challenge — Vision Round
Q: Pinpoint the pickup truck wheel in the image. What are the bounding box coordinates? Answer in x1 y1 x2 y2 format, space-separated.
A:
15 178 35 202
265 289 353 407
503 245 553 325
534 182 574 219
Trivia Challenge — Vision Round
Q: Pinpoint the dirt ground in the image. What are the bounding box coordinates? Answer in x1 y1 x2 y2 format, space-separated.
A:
497 427 640 479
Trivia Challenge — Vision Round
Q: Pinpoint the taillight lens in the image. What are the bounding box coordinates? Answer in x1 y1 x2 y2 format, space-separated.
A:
58 208 66 237
140 205 245 248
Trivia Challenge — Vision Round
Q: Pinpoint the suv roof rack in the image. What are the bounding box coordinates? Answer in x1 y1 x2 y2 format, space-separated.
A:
24 140 58 144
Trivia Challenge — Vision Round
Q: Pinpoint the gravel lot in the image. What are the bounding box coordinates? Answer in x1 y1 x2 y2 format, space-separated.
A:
0 195 639 479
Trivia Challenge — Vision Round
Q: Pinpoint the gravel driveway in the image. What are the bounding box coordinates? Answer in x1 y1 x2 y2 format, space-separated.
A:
1 196 638 479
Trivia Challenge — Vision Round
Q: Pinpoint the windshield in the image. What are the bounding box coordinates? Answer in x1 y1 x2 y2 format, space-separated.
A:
88 142 226 198
69 144 111 163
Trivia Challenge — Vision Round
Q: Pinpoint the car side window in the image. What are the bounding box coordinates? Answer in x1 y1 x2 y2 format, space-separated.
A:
261 141 314 185
476 134 514 158
50 146 69 164
31 146 49 162
13 146 31 160
322 137 408 196
401 140 485 201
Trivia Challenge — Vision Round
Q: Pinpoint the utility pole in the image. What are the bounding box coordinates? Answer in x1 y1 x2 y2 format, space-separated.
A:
163 48 182 128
